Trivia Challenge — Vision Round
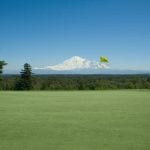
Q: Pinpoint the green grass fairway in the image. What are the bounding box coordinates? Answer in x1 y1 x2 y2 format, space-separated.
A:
0 90 150 150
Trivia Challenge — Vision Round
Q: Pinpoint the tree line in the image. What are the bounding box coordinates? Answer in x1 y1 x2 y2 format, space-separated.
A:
0 61 150 90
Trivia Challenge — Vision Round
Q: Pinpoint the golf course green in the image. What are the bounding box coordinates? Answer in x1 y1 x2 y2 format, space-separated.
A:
0 90 150 150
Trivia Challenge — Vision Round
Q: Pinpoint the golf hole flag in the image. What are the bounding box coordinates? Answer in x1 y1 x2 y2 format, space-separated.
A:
99 56 110 69
100 56 109 63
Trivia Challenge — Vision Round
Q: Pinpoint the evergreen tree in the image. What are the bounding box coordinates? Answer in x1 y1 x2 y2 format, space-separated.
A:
16 63 33 90
0 60 7 90
0 60 7 74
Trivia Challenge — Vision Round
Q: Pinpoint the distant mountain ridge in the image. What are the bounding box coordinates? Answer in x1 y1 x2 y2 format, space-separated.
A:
3 56 150 74
4 68 150 75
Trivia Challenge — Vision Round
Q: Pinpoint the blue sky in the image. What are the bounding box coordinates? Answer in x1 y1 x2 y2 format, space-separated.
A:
0 0 150 72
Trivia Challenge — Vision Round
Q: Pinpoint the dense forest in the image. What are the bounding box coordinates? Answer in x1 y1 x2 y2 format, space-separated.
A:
1 74 150 90
1 62 150 90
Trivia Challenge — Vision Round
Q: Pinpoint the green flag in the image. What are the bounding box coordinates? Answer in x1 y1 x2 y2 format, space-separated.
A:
100 56 108 63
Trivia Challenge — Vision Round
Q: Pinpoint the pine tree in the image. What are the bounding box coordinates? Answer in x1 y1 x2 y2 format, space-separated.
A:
16 63 33 90
0 60 7 90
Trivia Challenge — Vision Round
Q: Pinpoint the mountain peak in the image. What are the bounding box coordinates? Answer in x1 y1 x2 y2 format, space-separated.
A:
71 56 83 59
67 56 86 62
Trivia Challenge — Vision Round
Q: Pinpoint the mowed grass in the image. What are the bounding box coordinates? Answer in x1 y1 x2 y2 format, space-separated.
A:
0 90 150 150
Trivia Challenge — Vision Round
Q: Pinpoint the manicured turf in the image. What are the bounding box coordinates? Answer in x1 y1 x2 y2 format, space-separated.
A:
0 90 150 150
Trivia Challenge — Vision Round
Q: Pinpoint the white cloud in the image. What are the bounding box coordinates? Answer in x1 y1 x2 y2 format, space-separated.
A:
34 56 110 71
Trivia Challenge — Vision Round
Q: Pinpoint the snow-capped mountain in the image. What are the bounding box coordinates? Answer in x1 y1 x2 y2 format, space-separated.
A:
35 56 109 71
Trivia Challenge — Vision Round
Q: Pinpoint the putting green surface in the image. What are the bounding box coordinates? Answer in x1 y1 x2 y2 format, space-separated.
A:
0 90 150 150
